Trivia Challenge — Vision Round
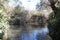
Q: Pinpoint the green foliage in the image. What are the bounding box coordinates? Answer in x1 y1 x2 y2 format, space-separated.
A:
0 32 4 39
0 0 8 39
0 12 8 39
48 3 60 40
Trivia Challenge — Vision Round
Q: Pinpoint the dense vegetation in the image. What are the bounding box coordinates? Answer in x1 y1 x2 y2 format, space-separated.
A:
0 0 60 40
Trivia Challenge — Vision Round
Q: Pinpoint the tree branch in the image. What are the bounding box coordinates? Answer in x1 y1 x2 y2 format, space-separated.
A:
48 0 58 14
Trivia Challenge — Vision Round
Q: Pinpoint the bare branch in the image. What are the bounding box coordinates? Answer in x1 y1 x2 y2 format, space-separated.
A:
48 0 58 14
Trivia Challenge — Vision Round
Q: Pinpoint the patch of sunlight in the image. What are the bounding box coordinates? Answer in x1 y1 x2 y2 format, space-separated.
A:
0 10 3 13
7 0 49 11
8 0 40 10
8 0 18 7
0 30 2 33
20 0 40 10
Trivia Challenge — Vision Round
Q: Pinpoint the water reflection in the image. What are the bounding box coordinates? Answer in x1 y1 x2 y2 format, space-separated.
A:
7 0 50 40
20 28 49 40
